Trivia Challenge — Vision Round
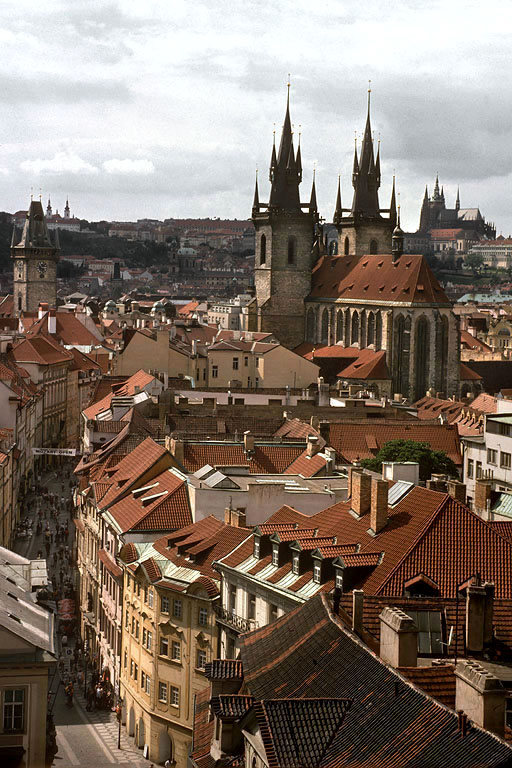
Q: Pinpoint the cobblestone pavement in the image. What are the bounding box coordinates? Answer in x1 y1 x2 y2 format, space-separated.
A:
14 466 150 767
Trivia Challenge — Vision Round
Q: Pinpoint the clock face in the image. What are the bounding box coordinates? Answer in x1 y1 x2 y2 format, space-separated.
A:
37 261 48 277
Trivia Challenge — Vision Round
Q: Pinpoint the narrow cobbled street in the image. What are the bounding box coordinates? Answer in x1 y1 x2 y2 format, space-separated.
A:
14 466 149 768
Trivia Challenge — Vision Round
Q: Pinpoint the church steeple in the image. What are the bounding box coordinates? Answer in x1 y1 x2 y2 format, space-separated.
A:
268 83 301 211
433 174 442 202
333 176 342 227
389 176 397 229
351 86 381 217
309 169 317 213
64 197 70 219
46 197 52 217
455 186 460 211
252 171 260 216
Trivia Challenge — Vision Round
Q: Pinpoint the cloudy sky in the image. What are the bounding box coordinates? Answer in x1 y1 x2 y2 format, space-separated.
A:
1 0 511 232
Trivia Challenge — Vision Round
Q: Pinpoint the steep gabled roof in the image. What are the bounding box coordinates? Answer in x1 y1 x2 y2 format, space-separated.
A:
309 253 450 304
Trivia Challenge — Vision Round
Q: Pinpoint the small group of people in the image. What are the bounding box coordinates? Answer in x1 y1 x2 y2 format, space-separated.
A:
85 669 114 711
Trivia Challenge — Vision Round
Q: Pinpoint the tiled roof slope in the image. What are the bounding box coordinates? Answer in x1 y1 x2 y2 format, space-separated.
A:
328 421 462 465
182 443 303 473
284 449 328 477
309 252 451 305
398 666 456 709
239 594 512 768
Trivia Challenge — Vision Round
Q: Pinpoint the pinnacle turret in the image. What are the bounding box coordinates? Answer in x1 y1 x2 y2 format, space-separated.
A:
333 176 342 227
350 88 381 217
268 85 302 211
389 176 397 229
252 171 260 215
309 170 317 213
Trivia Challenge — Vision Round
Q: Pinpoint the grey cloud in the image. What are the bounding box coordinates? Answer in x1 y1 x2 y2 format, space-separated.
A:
0 74 132 105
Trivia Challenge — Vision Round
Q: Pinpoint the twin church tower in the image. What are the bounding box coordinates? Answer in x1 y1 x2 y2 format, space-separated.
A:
251 87 398 349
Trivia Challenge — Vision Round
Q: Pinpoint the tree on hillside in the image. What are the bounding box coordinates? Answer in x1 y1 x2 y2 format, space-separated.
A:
465 253 484 277
359 439 458 480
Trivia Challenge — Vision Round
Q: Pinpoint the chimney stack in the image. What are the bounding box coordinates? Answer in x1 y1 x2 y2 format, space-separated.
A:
318 421 330 444
455 661 506 738
351 471 371 517
370 477 388 534
352 589 364 634
474 478 492 518
466 577 486 652
379 607 418 668
48 309 57 334
307 435 320 457
447 479 466 505
243 430 255 454
170 437 184 465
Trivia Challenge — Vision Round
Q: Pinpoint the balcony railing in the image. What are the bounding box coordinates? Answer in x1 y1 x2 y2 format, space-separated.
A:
213 603 258 634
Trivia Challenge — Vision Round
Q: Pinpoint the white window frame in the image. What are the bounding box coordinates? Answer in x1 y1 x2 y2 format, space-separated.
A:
171 686 180 707
172 641 181 661
173 599 182 619
197 649 207 670
158 681 167 703
161 596 169 613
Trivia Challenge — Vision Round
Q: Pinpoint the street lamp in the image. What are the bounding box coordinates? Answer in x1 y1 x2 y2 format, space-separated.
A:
116 697 123 750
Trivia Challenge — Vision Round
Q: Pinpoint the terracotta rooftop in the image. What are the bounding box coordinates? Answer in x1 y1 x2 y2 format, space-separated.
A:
182 443 304 474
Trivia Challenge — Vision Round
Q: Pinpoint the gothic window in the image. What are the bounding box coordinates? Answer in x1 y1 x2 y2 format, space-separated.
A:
370 239 378 254
360 312 367 348
287 236 296 265
344 236 349 256
344 309 351 346
439 315 449 395
414 317 430 400
351 312 359 345
329 240 338 255
18 296 22 311
321 308 329 345
260 234 266 265
367 312 375 346
375 312 382 350
394 314 411 397
306 308 315 343
336 311 343 344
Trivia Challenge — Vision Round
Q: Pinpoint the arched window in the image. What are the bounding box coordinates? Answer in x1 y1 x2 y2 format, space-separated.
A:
370 239 378 254
351 312 359 345
439 315 449 395
394 314 411 397
260 234 266 265
414 317 430 400
344 236 350 256
329 240 338 256
306 308 315 342
375 312 382 350
360 312 367 348
288 236 296 265
344 308 351 345
336 311 343 344
18 295 22 311
321 308 329 344
367 312 375 346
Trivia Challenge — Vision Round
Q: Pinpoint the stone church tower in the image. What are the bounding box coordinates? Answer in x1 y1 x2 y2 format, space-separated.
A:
333 91 396 257
12 199 59 315
251 88 318 348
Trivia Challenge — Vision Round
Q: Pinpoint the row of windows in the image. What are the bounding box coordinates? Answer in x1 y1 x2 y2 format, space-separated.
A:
467 451 511 477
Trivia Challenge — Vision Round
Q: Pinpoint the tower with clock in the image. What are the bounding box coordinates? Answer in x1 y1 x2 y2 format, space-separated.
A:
12 199 60 315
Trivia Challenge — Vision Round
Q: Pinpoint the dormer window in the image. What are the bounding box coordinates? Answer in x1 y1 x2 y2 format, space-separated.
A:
335 569 343 591
292 553 299 576
272 545 279 567
253 537 260 559
313 560 321 584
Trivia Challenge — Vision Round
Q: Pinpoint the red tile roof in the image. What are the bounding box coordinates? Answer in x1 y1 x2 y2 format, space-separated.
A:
398 665 456 709
328 421 462 465
182 443 303 473
337 349 390 380
11 335 73 365
460 329 491 352
310 253 450 304
284 450 328 477
460 362 483 380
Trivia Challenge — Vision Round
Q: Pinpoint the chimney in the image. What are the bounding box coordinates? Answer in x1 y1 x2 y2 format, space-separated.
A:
370 477 388 534
232 508 246 528
379 607 418 668
38 302 49 320
455 661 506 738
466 578 486 652
352 589 364 634
191 339 197 356
170 437 184 465
243 430 255 453
474 478 492 518
48 309 56 334
483 582 495 645
324 447 336 474
318 421 330 443
447 480 466 505
351 471 371 517
307 435 320 457
224 506 232 525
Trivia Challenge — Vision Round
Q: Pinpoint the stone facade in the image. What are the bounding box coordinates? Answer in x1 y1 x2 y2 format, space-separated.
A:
12 200 59 314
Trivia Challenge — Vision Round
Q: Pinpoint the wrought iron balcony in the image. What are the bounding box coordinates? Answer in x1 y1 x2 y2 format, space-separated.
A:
213 603 258 634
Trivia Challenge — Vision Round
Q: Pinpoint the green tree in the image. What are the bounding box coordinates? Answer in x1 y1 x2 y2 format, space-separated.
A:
359 439 458 480
465 252 484 277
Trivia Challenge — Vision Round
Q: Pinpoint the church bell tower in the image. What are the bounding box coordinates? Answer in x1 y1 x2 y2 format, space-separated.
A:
12 199 60 315
252 85 318 348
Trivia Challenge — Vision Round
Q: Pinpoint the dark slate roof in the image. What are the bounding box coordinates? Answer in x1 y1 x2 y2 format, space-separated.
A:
239 594 512 768
253 698 352 768
205 659 244 681
210 695 253 720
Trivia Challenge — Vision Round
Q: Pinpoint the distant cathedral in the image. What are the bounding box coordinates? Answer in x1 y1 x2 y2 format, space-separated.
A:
418 176 495 238
249 88 461 401
12 200 60 315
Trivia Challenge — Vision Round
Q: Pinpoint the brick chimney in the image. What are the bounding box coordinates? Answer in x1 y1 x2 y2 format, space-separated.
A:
370 477 388 535
243 430 255 454
351 471 371 517
379 607 418 668
447 479 466 505
466 577 487 652
170 437 184 465
307 435 321 457
224 506 232 525
474 478 492 518
352 589 364 634
231 508 247 528
455 660 506 738
318 421 330 443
